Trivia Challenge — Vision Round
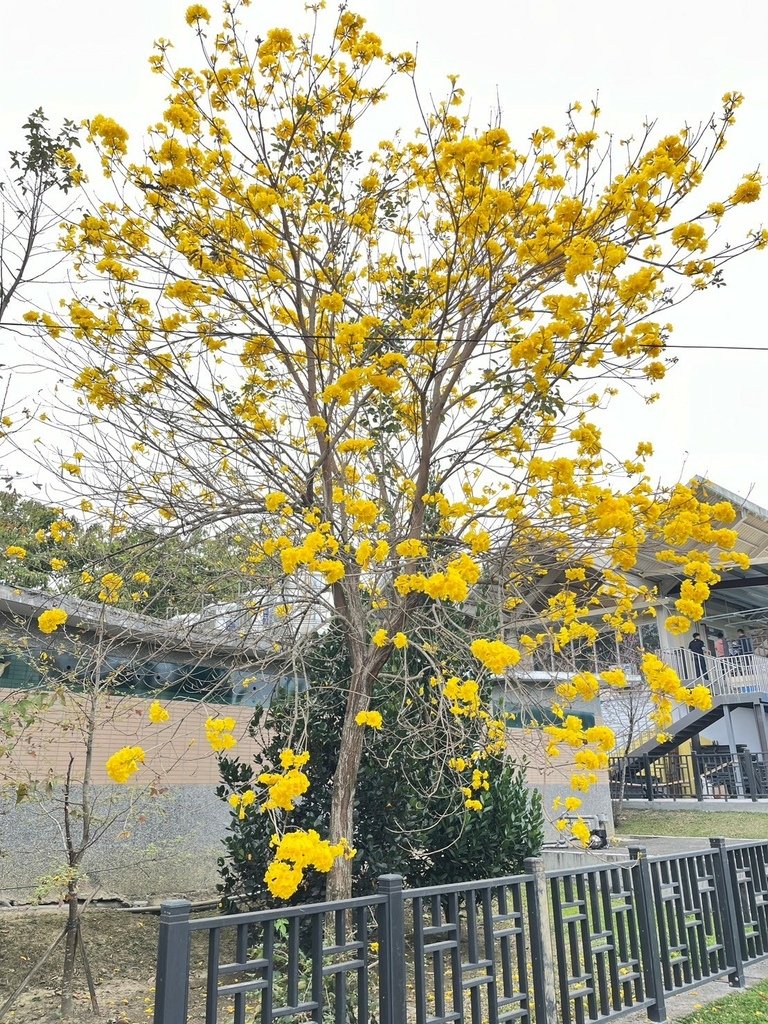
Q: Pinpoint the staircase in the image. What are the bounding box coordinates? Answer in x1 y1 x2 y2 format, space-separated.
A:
626 647 768 765
629 694 768 763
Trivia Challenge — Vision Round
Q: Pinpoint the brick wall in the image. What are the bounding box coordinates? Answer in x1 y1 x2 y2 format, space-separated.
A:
0 687 264 786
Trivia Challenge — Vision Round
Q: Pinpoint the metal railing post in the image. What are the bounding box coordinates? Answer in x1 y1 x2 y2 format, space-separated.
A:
643 755 654 802
628 846 668 1024
692 751 705 801
709 838 746 987
743 753 759 802
154 899 191 1024
524 857 557 1024
377 874 407 1024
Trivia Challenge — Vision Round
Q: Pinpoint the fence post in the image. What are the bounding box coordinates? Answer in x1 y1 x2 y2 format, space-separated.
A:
377 874 407 1024
692 751 704 802
709 838 746 987
154 899 191 1024
524 857 557 1024
743 753 759 802
643 755 654 802
627 846 668 1024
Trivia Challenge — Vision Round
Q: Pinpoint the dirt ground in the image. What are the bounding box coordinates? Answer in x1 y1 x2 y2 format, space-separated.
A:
0 905 212 1024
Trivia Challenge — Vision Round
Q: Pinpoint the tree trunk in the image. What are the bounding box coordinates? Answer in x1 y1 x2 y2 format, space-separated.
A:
326 675 369 901
60 886 79 1018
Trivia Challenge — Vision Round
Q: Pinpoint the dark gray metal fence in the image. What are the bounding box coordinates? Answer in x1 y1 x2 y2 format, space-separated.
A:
154 840 768 1024
609 751 768 802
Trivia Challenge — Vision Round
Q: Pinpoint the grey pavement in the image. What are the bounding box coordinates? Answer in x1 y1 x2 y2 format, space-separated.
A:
621 798 768 815
621 957 768 1023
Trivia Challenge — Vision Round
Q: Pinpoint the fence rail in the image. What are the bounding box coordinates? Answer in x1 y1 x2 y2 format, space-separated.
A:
153 840 768 1024
610 750 768 802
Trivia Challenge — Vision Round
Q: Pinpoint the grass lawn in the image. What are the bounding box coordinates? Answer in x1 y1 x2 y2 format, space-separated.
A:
619 808 768 840
679 977 768 1022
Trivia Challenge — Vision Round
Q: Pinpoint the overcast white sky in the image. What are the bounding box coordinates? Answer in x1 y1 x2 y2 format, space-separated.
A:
1 0 766 503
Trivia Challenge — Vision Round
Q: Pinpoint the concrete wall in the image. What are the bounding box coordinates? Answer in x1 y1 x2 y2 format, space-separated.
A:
701 706 764 749
0 688 612 902
513 729 613 841
0 785 230 902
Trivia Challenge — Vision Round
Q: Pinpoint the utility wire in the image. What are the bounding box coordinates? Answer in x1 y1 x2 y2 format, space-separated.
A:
0 321 766 353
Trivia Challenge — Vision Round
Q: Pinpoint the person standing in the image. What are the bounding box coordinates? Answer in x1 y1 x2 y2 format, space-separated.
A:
738 629 754 655
688 633 709 680
738 628 754 675
714 632 726 658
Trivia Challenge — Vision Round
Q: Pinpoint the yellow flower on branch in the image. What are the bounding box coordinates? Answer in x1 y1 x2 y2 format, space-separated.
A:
371 628 389 647
265 829 355 899
105 745 145 783
279 748 310 769
228 789 256 820
355 710 383 730
38 609 68 634
731 178 761 204
50 520 73 543
258 767 310 810
89 115 129 156
571 819 592 846
205 716 237 752
5 546 26 560
665 615 691 635
264 491 288 512
99 572 124 603
264 861 304 900
185 4 210 26
470 638 521 674
149 701 170 724
395 538 428 559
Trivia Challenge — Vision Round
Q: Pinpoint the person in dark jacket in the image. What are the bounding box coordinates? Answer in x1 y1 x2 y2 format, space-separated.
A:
688 633 709 680
738 629 754 655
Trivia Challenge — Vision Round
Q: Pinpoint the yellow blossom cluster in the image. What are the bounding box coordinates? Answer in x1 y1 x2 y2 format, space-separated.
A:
228 788 256 820
50 520 73 544
98 572 124 604
355 710 383 729
265 830 355 900
442 676 481 717
205 716 237 752
470 638 521 675
149 701 170 724
641 652 713 734
258 764 310 811
544 715 615 798
105 745 145 783
37 608 68 634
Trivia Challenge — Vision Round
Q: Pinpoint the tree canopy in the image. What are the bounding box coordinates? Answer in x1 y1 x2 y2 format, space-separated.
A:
17 1 767 897
0 489 246 615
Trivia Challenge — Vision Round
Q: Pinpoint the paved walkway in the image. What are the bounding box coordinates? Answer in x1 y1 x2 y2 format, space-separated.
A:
620 957 768 1023
621 798 768 814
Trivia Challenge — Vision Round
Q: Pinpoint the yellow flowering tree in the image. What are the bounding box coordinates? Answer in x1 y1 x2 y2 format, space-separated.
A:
26 3 766 897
